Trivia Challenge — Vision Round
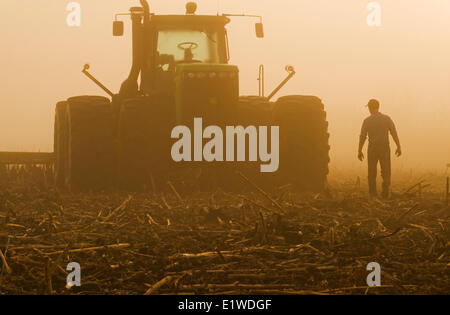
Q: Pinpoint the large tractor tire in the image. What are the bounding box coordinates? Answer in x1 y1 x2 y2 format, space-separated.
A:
117 97 173 191
238 96 273 125
54 101 68 189
273 95 330 191
62 96 114 191
232 96 274 190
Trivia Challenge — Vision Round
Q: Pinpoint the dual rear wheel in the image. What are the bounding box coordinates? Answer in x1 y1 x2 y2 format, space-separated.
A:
236 95 330 191
54 96 114 191
54 96 172 191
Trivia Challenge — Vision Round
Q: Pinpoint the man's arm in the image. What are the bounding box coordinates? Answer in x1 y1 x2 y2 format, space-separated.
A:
388 116 402 156
358 120 368 161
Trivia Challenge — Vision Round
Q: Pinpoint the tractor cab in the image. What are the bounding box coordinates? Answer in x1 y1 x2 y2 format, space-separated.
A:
113 3 236 98
148 15 231 95
113 1 263 100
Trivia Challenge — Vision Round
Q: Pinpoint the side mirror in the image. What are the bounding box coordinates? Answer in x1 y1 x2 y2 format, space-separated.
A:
255 23 264 38
113 21 124 36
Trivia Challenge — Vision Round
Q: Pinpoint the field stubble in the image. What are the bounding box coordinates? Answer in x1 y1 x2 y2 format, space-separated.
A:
0 165 449 295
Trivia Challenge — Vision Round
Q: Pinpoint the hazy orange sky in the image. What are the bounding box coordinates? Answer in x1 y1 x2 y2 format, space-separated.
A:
1 0 450 172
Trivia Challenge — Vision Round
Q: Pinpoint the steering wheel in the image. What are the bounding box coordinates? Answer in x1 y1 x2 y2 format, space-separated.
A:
177 42 199 51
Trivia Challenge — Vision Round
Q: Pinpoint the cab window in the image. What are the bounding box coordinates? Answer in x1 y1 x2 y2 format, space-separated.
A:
156 26 221 71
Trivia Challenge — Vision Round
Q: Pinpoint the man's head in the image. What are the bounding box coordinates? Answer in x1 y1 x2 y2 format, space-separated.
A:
367 99 380 114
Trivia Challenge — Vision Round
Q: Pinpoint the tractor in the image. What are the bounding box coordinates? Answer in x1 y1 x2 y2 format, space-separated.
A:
53 1 330 192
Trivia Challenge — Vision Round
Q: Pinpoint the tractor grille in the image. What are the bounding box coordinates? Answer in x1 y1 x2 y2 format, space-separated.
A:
176 67 239 126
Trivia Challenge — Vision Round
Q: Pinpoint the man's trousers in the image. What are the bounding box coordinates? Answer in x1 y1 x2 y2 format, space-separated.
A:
367 145 391 198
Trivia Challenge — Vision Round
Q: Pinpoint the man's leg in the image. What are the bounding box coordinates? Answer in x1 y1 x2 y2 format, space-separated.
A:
367 147 378 198
380 147 391 198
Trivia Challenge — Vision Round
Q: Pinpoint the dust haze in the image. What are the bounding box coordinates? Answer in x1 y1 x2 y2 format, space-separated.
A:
1 0 449 173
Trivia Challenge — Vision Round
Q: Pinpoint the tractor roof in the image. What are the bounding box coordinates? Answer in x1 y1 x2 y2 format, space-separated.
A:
150 15 231 26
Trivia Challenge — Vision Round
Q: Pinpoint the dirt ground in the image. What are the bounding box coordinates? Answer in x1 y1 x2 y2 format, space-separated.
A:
0 166 449 295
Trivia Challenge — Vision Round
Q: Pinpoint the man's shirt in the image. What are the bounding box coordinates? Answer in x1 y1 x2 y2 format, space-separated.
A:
360 112 399 149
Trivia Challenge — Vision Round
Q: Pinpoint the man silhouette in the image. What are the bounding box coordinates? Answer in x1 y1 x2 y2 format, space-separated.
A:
358 99 401 199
